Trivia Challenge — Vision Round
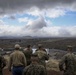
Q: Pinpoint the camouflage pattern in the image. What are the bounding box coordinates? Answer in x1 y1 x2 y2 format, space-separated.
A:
23 48 32 65
0 55 6 75
59 53 76 75
23 63 46 75
35 50 49 67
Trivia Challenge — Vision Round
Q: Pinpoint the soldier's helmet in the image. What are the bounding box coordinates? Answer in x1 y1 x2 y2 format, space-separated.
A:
38 44 43 49
15 44 20 49
67 45 73 51
67 45 73 48
31 53 39 62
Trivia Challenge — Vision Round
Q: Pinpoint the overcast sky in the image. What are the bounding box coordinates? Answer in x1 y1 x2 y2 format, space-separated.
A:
0 0 76 37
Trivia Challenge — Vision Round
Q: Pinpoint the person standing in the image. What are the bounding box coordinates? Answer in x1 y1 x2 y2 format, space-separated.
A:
8 44 27 75
23 53 46 75
0 55 6 75
59 45 76 75
35 44 49 67
23 45 33 66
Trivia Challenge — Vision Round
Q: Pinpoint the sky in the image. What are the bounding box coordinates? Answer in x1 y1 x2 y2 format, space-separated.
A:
0 0 76 37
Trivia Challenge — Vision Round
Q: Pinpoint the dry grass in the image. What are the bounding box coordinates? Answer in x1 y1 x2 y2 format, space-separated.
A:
46 58 60 71
4 55 10 67
4 55 60 71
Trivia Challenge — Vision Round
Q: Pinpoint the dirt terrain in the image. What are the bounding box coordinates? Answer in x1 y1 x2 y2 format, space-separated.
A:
3 67 63 75
1 37 76 75
47 70 63 75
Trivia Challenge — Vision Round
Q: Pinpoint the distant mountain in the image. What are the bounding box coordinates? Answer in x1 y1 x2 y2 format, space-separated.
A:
0 36 33 39
0 36 19 39
0 35 76 39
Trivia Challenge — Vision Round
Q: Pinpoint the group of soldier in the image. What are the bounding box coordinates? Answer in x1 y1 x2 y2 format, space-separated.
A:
0 44 76 75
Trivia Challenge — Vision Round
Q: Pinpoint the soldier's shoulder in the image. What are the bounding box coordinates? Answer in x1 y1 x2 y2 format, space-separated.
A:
38 64 45 69
64 53 70 57
65 53 75 57
10 51 14 56
18 50 24 54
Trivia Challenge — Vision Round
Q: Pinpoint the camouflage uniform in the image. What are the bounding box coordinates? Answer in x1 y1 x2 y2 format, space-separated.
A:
0 55 6 75
35 50 49 67
23 48 32 66
59 53 76 75
23 63 46 75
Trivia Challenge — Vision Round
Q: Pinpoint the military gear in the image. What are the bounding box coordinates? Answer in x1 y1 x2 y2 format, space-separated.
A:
23 63 46 75
59 53 76 75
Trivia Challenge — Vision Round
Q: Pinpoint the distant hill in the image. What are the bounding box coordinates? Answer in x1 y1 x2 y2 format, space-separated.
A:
0 36 33 39
0 37 76 51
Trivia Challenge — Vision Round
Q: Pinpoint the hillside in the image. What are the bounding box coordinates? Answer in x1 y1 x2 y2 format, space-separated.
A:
0 38 76 51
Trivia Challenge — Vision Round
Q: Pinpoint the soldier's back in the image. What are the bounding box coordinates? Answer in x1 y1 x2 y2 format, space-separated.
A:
23 48 32 58
35 50 49 67
23 48 32 65
64 53 76 75
23 64 46 75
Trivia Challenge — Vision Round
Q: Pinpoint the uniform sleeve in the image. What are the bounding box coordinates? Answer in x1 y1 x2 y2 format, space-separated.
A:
59 55 66 71
22 53 27 66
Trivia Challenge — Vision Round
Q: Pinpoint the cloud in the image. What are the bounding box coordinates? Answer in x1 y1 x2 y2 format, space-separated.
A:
0 20 5 25
25 7 66 18
45 8 66 18
25 7 40 16
58 27 71 37
14 17 76 37
0 25 22 36
18 17 35 23
25 17 47 30
0 19 76 37
0 0 76 37
8 15 16 20
0 0 76 16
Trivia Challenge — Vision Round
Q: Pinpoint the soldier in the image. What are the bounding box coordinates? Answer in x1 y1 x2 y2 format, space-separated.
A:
36 44 47 52
8 44 27 75
35 44 49 67
0 55 6 75
23 53 46 75
23 45 33 66
59 45 76 75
